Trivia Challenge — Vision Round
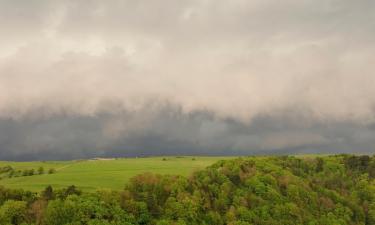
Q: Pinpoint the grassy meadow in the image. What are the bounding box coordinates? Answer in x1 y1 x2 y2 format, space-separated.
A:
0 156 233 191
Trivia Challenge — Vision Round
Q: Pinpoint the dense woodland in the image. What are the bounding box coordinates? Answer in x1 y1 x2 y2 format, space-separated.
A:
0 155 374 225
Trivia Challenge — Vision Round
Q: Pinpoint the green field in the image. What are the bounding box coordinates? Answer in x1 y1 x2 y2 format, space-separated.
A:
0 156 233 191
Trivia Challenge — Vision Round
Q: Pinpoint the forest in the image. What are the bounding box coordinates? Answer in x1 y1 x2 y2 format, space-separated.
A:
0 154 374 225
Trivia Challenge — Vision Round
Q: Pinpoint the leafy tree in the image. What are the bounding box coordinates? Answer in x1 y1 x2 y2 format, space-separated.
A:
38 166 45 175
42 185 55 201
315 157 324 172
0 200 27 225
48 168 56 174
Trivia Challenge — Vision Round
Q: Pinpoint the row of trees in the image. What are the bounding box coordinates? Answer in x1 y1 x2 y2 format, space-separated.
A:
0 154 374 225
0 167 56 179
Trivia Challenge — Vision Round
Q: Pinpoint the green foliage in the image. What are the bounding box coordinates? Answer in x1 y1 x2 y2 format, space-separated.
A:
48 168 56 174
0 200 27 225
0 155 374 224
44 194 135 225
38 167 45 175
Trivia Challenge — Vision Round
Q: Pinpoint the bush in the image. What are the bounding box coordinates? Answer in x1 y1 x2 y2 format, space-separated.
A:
48 168 56 174
38 167 44 175
22 169 35 176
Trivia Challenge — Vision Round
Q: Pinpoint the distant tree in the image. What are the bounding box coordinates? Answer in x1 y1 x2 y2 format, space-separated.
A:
358 155 371 171
369 160 375 178
66 185 80 196
41 185 55 201
38 167 44 175
29 169 35 176
0 166 13 174
56 185 82 199
22 170 28 176
346 155 366 170
21 169 35 176
8 170 14 178
48 168 56 174
316 157 324 172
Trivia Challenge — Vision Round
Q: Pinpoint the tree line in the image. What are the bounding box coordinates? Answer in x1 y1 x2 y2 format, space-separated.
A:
0 167 56 179
0 154 374 225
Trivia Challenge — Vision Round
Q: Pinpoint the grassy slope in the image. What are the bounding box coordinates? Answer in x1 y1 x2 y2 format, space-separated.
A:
0 157 233 191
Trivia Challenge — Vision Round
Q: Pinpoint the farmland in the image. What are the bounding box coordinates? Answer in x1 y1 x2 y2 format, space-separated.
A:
0 156 233 191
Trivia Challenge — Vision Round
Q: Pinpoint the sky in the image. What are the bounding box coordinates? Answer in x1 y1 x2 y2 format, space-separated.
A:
0 0 374 160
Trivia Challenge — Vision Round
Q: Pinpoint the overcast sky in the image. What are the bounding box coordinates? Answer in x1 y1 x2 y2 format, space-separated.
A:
0 0 374 160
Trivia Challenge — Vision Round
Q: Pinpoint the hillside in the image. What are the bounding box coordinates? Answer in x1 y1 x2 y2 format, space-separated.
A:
0 157 233 191
0 155 374 225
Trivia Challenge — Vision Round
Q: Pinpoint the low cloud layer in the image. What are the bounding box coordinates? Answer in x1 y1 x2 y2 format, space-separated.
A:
1 107 374 160
0 0 374 159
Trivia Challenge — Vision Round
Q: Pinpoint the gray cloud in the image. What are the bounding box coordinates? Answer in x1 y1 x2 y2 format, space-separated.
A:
0 106 374 160
0 0 374 159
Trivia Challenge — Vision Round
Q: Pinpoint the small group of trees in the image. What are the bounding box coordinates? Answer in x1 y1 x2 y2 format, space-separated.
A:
0 154 374 225
22 169 35 176
0 166 56 179
344 155 375 178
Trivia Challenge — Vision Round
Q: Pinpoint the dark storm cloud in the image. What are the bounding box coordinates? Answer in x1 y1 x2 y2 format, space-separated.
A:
0 0 374 159
0 105 373 160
